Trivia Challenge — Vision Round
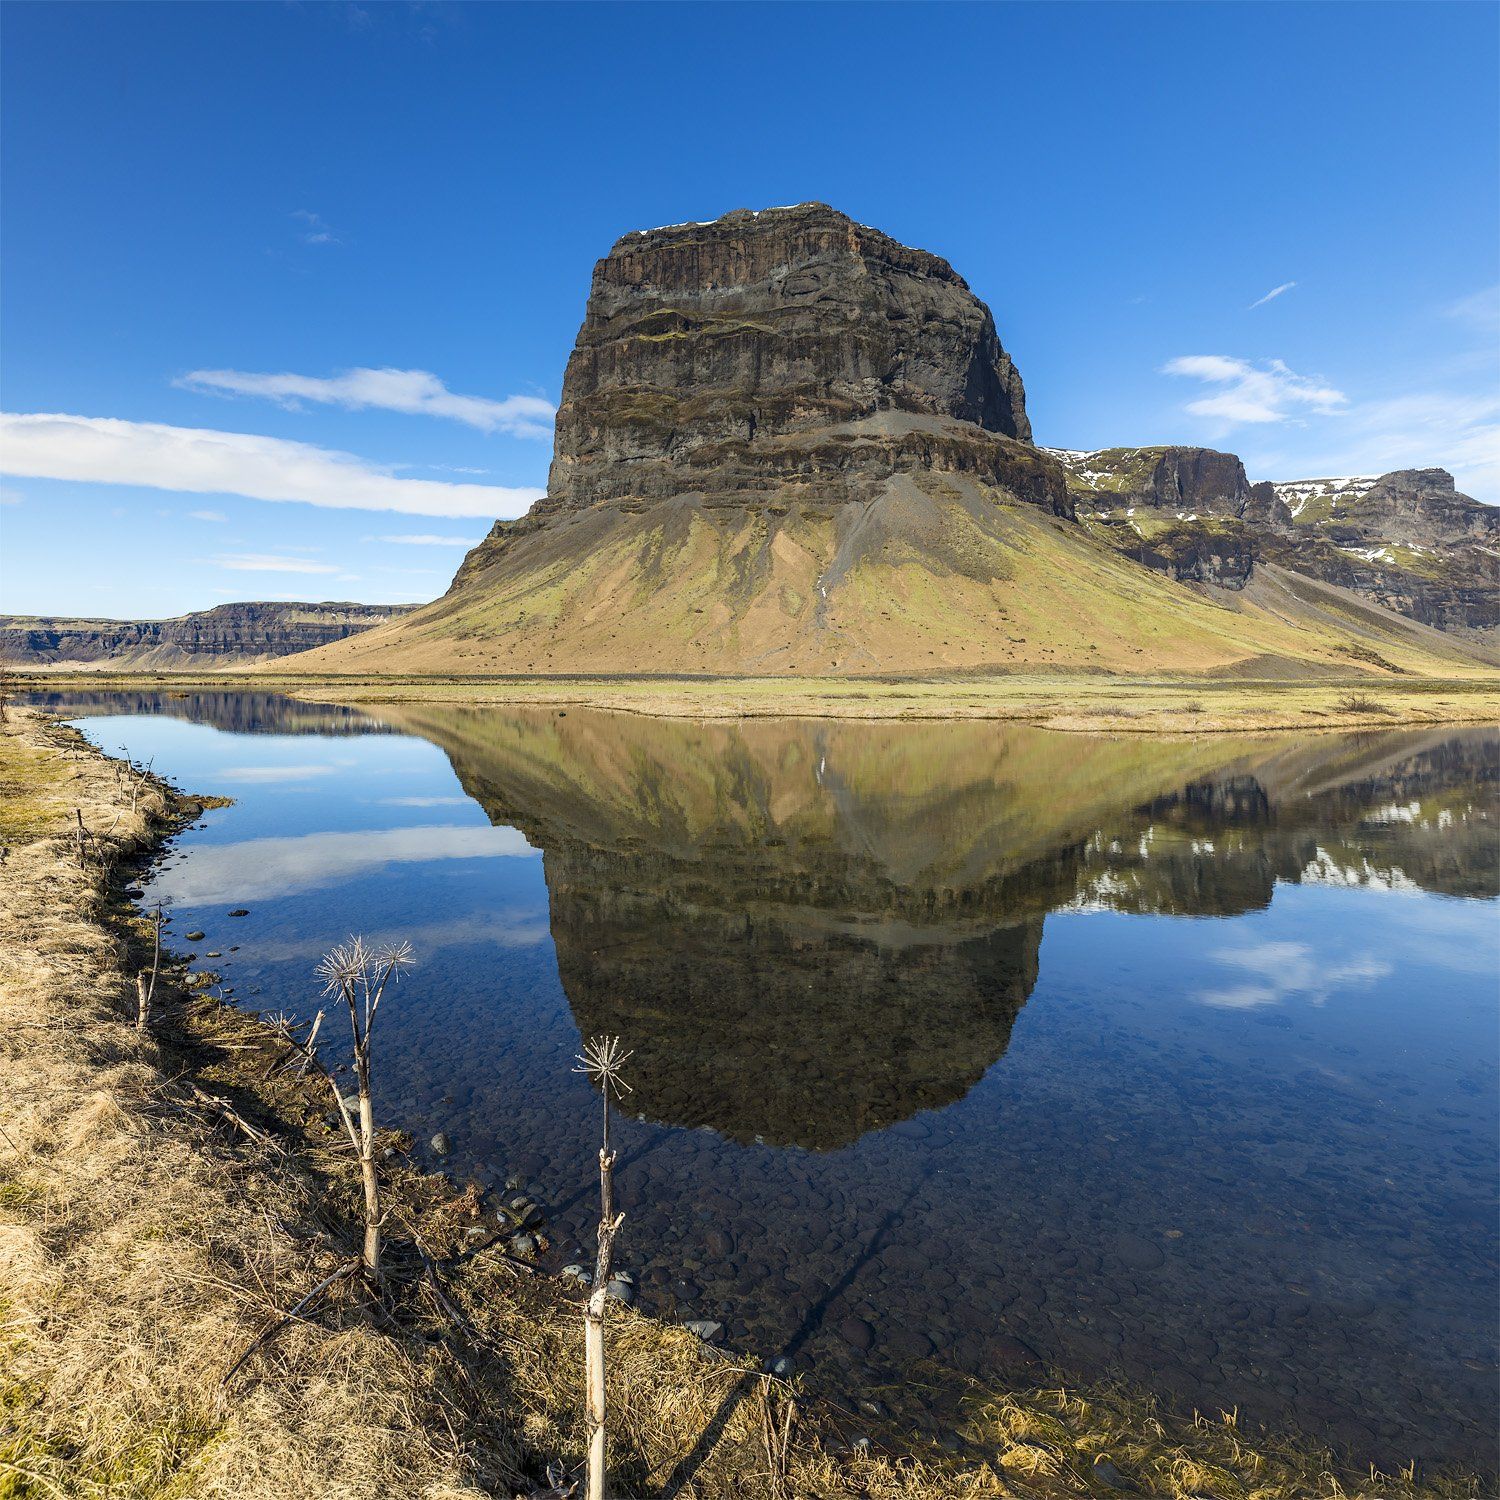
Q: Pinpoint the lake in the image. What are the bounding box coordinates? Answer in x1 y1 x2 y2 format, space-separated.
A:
32 689 1500 1475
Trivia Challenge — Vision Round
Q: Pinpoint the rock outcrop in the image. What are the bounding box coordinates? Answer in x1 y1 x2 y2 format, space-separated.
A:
1046 446 1260 590
1261 468 1499 634
0 601 417 669
1045 450 1497 629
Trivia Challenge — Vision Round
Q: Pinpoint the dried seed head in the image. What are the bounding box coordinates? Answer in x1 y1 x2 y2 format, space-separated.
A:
315 935 373 994
371 939 415 975
573 1034 633 1095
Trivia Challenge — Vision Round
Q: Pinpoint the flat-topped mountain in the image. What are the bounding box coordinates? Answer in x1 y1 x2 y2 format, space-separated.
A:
532 203 1043 517
0 601 416 670
294 204 1495 679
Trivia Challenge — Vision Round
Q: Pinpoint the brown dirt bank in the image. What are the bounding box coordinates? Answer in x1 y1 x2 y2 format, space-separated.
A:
0 709 1484 1498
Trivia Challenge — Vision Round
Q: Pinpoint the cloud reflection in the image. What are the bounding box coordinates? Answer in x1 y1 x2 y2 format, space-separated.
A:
154 823 537 906
1198 940 1392 1009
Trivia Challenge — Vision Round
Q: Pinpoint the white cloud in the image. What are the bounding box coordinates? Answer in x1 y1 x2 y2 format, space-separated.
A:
369 533 484 546
1162 356 1347 425
212 553 340 574
188 508 227 522
1444 284 1500 335
0 412 544 519
1248 281 1297 310
179 366 555 438
292 209 340 246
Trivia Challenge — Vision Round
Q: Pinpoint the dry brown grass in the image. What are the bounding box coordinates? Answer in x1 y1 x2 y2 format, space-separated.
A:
0 710 497 1498
0 708 1484 1499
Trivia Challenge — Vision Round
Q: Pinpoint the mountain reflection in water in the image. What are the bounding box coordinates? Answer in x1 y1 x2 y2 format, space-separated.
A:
380 704 1496 1150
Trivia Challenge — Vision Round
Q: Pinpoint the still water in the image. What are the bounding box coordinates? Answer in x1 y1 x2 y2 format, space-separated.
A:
39 691 1500 1473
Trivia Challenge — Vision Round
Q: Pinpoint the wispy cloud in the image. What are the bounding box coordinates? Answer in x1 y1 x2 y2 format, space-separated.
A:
1162 355 1347 425
1242 389 1500 501
151 823 537 906
0 412 544 519
216 765 338 784
179 366 555 438
292 209 340 246
1248 280 1297 310
188 508 227 522
368 532 483 546
211 553 340 574
1444 283 1500 335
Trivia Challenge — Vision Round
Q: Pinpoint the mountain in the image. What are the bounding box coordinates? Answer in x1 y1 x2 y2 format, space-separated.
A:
1262 467 1498 634
289 204 1494 679
0 601 417 670
1046 450 1497 635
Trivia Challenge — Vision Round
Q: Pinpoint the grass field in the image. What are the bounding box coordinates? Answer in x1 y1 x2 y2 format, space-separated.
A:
14 667 1500 735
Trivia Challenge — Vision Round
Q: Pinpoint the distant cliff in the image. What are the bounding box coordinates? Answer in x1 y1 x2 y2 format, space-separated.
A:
1048 449 1497 633
0 601 418 669
1260 468 1499 634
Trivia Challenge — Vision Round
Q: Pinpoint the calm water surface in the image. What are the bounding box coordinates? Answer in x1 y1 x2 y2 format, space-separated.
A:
39 691 1500 1473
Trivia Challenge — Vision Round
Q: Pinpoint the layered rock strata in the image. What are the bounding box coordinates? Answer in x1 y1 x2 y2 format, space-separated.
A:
0 602 416 669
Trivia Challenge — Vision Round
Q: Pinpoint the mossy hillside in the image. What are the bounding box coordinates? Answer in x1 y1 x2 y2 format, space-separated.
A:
292 476 1493 682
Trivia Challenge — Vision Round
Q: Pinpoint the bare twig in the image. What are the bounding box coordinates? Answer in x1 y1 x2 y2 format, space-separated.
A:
221 1258 361 1384
759 1376 798 1500
186 1083 282 1152
137 902 162 1030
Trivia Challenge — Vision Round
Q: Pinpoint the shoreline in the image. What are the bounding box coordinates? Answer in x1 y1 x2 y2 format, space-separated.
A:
0 706 1487 1498
12 667 1500 734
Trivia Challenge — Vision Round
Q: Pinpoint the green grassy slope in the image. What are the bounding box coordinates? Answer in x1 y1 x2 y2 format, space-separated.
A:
292 475 1496 679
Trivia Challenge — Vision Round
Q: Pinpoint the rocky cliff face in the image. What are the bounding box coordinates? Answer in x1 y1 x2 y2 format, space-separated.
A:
0 601 417 669
1047 446 1258 589
1047 449 1496 628
531 203 1049 514
1044 445 1253 518
1263 468 1499 634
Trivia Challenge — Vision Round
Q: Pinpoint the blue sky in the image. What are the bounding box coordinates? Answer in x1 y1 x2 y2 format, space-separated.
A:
2 1 1496 618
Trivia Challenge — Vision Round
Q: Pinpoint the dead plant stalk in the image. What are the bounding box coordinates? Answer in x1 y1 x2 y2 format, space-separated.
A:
137 900 162 1030
574 1035 633 1500
313 936 414 1283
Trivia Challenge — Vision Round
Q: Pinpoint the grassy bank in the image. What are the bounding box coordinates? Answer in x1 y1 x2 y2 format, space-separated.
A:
13 667 1500 733
0 708 1484 1498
